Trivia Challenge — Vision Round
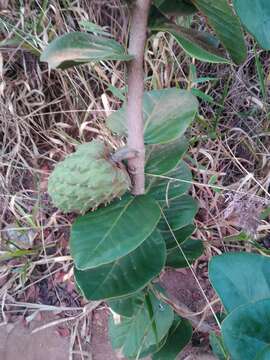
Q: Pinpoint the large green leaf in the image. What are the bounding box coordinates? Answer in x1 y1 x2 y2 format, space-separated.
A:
145 137 188 176
153 317 192 359
40 32 132 69
152 23 230 64
147 161 192 202
222 299 270 360
232 0 270 50
71 195 161 270
190 0 247 64
108 292 145 318
109 292 174 358
158 194 198 231
209 253 270 313
166 238 204 268
162 224 196 250
73 230 166 300
106 88 198 145
153 0 197 15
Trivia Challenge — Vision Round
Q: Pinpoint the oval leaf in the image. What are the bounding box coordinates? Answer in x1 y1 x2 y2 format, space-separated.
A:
232 0 270 50
152 23 230 64
40 32 132 69
209 253 270 313
74 230 166 300
109 291 174 358
191 0 247 64
107 88 198 145
71 195 161 270
222 299 270 360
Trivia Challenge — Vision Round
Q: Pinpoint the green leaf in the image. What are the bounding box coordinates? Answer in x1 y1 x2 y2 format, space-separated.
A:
191 88 215 104
222 299 270 360
232 0 270 50
153 317 192 359
106 88 198 145
73 230 166 300
153 0 197 15
255 346 270 360
166 238 204 268
190 0 247 64
209 253 270 313
79 20 112 37
147 161 192 202
162 224 196 250
109 291 174 358
209 332 229 360
108 292 145 318
158 194 198 231
145 137 188 176
71 195 161 270
40 32 132 69
152 23 230 64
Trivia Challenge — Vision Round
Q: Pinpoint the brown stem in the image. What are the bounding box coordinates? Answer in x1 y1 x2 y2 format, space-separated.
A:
127 0 151 195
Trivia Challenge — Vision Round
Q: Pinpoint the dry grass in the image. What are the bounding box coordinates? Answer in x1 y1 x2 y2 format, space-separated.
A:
0 0 270 358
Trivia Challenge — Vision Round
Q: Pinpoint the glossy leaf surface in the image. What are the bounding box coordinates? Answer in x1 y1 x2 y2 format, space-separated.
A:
74 230 166 300
71 195 160 270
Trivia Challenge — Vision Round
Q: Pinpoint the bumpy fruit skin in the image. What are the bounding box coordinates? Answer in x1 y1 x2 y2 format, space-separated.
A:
48 140 131 213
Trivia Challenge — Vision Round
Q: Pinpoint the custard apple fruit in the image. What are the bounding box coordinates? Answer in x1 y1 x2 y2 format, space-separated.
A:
48 140 131 213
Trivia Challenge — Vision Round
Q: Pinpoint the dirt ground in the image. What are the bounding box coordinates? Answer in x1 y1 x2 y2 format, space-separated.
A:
0 311 117 360
0 318 70 360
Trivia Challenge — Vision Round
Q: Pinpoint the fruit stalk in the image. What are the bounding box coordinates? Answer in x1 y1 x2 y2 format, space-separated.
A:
126 0 151 195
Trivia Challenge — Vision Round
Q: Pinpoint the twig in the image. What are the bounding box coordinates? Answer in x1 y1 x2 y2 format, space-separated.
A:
126 0 151 194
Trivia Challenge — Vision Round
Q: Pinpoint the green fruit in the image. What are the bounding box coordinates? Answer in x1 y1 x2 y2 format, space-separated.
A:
48 140 131 213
